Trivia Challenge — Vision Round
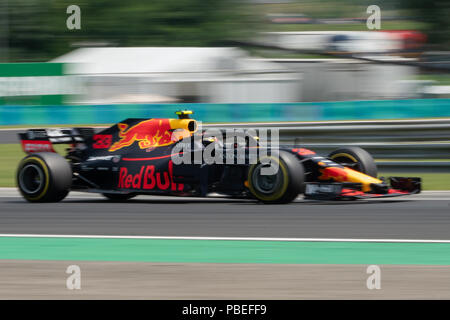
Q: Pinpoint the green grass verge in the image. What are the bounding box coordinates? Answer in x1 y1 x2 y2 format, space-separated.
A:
1 144 448 189
414 74 450 86
377 172 450 190
0 144 22 187
0 144 66 187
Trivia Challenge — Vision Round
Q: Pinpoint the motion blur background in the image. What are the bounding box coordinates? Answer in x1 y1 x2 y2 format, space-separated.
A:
0 0 449 105
0 0 449 188
1 1 450 301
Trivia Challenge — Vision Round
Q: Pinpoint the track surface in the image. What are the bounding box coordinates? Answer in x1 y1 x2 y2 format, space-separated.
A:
1 190 449 240
0 129 22 144
2 261 450 299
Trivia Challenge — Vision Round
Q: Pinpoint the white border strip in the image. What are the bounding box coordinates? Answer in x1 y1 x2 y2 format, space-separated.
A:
0 234 450 243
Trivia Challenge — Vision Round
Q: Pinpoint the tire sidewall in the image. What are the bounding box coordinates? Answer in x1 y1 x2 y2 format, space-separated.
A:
17 152 72 202
17 156 51 201
248 151 304 204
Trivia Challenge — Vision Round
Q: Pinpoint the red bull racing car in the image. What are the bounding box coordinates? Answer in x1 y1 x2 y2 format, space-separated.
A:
16 110 421 203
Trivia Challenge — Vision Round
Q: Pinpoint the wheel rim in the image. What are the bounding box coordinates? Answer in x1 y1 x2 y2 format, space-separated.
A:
19 164 44 194
251 163 283 194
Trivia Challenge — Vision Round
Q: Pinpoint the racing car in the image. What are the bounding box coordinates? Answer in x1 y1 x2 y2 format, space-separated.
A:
16 110 421 203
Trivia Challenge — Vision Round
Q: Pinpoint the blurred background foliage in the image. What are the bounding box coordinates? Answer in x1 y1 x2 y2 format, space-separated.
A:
1 0 449 62
4 0 256 61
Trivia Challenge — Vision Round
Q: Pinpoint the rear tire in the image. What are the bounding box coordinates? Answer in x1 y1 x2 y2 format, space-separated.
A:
102 193 137 201
328 147 377 177
247 151 304 204
17 152 72 202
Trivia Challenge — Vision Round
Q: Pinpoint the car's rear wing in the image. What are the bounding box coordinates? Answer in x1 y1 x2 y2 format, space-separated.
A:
18 128 95 154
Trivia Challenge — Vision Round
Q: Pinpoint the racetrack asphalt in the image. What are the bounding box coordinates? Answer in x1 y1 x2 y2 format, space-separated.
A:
0 189 449 240
2 260 450 299
0 128 104 144
1 189 450 299
0 129 22 144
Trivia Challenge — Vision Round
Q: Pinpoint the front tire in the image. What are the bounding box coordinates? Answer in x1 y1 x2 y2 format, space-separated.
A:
247 151 304 204
17 152 72 202
328 146 377 177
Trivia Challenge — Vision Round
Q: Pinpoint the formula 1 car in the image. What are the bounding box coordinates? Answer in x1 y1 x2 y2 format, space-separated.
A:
16 110 421 203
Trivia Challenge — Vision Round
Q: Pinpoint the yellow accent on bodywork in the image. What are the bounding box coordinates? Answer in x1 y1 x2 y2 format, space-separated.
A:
169 119 197 142
175 110 193 115
329 152 381 192
343 167 383 192
169 119 197 132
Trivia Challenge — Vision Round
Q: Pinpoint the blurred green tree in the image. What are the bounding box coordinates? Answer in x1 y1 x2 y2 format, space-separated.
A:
4 0 257 61
398 0 449 49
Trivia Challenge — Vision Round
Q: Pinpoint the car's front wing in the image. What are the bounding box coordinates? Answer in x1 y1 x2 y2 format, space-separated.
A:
304 177 421 200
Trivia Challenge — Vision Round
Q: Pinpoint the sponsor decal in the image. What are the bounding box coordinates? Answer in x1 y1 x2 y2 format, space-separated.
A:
86 155 121 162
21 140 55 153
109 119 175 152
117 160 183 191
93 134 113 149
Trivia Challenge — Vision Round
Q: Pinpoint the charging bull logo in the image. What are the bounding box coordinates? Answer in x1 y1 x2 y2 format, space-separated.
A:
109 119 174 152
319 167 349 182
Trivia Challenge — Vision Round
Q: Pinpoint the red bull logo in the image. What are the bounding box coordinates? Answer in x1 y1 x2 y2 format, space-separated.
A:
319 167 349 182
118 160 184 191
109 119 174 152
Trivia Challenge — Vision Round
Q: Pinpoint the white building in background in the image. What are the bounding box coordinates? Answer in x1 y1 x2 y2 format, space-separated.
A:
260 31 402 54
263 58 418 101
52 46 419 104
255 31 420 100
52 47 302 104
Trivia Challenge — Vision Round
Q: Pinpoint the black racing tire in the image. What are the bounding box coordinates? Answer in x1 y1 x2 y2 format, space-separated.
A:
102 193 137 201
247 151 305 204
16 152 72 202
328 146 377 178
